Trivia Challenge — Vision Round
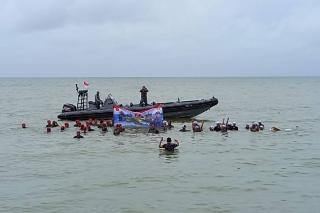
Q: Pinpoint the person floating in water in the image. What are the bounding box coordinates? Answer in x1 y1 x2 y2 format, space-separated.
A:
250 123 260 132
113 123 124 135
139 86 148 106
46 120 52 128
148 123 159 133
210 121 221 131
162 120 168 131
227 123 233 130
258 121 264 130
86 123 94 132
52 121 59 127
220 124 227 132
192 121 204 132
101 123 108 132
95 91 103 109
231 122 238 131
168 121 174 129
21 123 27 129
159 137 179 152
74 120 81 127
271 127 281 132
245 124 250 130
179 124 190 132
74 131 84 139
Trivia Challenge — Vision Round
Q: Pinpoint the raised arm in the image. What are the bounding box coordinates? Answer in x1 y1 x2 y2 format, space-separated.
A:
159 137 164 148
200 121 204 131
174 139 179 146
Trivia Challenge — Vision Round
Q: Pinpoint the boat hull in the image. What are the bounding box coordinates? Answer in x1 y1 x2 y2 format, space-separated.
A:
57 97 218 121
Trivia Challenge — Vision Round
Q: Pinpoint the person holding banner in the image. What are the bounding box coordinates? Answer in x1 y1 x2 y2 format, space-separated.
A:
159 137 179 152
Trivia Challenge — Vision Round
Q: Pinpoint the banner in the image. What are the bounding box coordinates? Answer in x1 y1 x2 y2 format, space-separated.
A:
113 105 163 128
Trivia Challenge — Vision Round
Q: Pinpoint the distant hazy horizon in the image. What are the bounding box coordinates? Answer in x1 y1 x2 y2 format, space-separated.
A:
0 74 319 78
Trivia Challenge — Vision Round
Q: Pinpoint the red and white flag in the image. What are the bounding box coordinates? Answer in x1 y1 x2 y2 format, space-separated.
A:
83 80 89 89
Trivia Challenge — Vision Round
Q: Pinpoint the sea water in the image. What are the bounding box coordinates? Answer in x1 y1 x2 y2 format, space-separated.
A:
0 77 319 212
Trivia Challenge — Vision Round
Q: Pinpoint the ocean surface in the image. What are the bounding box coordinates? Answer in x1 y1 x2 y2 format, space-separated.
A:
0 77 319 213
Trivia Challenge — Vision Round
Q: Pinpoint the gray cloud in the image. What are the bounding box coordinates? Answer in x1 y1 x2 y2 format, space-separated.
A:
0 0 319 77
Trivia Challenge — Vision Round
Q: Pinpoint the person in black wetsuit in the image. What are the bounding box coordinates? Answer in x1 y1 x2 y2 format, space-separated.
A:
139 86 148 106
179 125 190 132
227 123 233 130
74 131 84 139
159 137 179 151
212 122 221 131
258 121 264 130
245 124 250 130
232 122 239 131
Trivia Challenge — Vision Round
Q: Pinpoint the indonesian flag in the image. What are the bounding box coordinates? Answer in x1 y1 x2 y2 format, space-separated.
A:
83 80 89 89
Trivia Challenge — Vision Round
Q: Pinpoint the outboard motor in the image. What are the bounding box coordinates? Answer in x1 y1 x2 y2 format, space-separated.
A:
62 103 77 113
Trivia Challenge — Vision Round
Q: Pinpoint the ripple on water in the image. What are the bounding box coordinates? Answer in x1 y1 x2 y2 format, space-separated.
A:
302 157 320 168
199 185 240 192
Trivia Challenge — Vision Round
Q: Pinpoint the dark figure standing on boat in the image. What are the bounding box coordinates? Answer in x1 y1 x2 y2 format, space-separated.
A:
140 86 148 106
95 91 103 109
159 137 179 152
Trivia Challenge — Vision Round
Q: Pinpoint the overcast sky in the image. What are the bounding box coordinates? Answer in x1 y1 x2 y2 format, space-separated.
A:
0 0 319 77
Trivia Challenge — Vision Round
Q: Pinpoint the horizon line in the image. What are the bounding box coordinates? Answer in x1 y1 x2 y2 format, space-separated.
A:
0 75 319 78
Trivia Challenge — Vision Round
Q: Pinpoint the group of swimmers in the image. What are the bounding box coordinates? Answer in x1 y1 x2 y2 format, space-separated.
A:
38 118 125 138
21 118 286 152
245 121 265 132
209 119 239 132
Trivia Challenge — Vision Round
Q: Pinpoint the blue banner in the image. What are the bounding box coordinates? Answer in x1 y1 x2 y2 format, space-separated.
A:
113 105 164 128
